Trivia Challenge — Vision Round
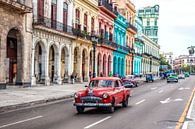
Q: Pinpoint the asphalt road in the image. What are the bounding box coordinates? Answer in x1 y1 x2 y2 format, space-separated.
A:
0 76 195 129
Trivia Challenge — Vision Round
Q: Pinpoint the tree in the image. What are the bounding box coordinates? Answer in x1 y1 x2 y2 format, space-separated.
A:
159 54 172 71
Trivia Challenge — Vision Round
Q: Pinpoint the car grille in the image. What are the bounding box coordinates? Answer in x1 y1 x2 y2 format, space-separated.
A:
81 96 102 103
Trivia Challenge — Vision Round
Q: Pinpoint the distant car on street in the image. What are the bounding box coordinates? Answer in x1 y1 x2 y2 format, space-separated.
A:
124 75 139 87
74 77 131 113
184 72 190 77
167 73 178 83
146 73 154 82
178 74 185 79
122 79 136 88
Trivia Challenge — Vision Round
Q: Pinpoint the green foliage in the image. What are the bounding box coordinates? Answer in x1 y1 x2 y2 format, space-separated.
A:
159 54 172 71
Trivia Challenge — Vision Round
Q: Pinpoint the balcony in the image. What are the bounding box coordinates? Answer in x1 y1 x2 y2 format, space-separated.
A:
33 16 76 36
0 0 32 13
98 0 117 18
127 22 137 32
135 38 144 44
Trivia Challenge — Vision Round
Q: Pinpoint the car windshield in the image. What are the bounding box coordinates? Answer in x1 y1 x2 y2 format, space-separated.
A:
89 80 113 88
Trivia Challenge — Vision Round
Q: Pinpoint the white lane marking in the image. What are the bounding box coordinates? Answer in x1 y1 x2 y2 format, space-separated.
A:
179 87 190 90
158 90 164 93
84 116 111 129
160 98 171 104
182 95 195 129
151 87 157 90
135 99 146 105
0 116 43 129
173 98 183 102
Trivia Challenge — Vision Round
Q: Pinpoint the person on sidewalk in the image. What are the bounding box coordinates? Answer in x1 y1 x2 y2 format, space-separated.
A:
71 73 74 84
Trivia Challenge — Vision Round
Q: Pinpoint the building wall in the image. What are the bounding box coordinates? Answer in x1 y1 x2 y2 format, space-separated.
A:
0 2 32 85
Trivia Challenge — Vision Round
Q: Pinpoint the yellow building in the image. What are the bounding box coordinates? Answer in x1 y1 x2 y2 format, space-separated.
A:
72 0 99 82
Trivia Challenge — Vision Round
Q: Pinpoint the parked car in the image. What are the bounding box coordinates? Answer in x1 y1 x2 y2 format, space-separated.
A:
146 74 154 82
74 77 131 113
178 74 185 79
122 79 135 88
167 73 178 83
125 75 139 87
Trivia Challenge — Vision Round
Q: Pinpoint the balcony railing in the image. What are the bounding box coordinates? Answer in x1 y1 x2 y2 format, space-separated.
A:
135 38 144 44
98 0 117 15
34 16 77 36
127 22 137 32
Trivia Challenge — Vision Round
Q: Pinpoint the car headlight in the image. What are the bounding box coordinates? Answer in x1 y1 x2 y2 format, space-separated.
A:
102 93 109 99
74 93 79 98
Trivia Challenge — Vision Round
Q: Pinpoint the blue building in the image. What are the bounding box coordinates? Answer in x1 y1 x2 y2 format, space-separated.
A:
134 16 144 76
113 13 128 77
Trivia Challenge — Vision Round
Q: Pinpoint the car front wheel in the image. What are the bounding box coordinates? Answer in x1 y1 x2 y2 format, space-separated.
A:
76 106 84 114
122 96 129 107
108 99 115 113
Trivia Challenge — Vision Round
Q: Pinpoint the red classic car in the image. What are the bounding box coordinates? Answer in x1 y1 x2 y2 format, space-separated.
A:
74 77 131 113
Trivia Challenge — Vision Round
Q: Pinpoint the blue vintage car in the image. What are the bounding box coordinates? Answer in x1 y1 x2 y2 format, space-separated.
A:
146 74 154 82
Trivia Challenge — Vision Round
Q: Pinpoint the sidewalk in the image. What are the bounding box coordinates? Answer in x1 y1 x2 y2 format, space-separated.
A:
182 91 195 129
0 83 87 113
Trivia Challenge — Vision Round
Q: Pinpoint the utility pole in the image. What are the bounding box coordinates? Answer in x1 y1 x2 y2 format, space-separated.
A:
187 46 195 74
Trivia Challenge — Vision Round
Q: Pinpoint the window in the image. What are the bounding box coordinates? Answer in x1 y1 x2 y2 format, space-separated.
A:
63 2 68 26
147 20 150 26
75 9 80 29
155 20 157 26
51 0 57 28
38 0 44 17
84 13 88 32
91 17 94 33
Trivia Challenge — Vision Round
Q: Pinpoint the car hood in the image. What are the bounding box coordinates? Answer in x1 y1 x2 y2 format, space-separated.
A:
87 87 114 96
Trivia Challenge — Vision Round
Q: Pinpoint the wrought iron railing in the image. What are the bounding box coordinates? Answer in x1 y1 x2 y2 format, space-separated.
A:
135 38 144 44
34 16 76 36
127 22 137 32
98 0 117 15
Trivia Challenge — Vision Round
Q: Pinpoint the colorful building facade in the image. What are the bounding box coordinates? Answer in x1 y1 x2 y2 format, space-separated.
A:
113 13 128 77
138 5 159 43
97 0 117 77
134 16 144 76
72 0 99 82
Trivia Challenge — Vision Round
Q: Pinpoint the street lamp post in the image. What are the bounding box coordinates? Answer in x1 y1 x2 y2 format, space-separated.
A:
187 46 195 74
91 34 98 78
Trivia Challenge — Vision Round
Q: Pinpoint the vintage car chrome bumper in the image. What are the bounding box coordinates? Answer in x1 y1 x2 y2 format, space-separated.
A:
74 103 112 107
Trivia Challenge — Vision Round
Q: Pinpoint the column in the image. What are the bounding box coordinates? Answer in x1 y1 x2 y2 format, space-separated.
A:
56 51 62 84
31 47 36 86
43 48 50 86
68 45 72 83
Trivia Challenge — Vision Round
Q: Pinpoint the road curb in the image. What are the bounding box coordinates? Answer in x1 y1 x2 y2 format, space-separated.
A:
175 87 195 129
0 94 74 114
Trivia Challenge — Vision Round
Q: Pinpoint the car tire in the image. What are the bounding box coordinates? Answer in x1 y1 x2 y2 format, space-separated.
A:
76 106 84 114
122 96 129 107
167 81 169 83
108 99 115 113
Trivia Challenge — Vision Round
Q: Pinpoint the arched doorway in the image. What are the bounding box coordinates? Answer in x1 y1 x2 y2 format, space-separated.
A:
34 41 45 83
118 58 121 76
103 54 107 76
97 53 102 76
49 45 57 83
6 28 22 83
73 47 80 81
121 58 124 76
113 56 116 75
108 55 111 76
61 46 69 82
82 49 88 81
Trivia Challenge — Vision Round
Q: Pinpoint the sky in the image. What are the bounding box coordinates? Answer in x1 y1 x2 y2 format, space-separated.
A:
131 0 195 57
